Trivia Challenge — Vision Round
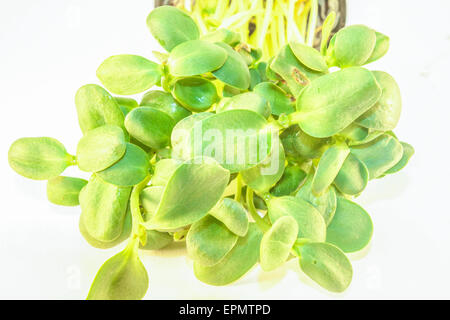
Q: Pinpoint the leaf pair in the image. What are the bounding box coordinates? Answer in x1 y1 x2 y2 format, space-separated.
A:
267 196 326 242
327 25 389 68
270 44 325 97
186 198 249 266
194 224 263 286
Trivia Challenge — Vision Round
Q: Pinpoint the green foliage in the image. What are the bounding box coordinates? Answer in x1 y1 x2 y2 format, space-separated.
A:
9 137 74 180
297 242 353 293
97 55 162 95
326 197 373 253
260 216 298 271
87 239 148 300
8 4 413 299
47 176 87 206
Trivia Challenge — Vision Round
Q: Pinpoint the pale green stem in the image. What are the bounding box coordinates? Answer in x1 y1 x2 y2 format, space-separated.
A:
213 0 228 22
306 0 319 46
246 187 270 233
235 174 243 203
258 0 273 49
130 175 151 242
287 111 305 126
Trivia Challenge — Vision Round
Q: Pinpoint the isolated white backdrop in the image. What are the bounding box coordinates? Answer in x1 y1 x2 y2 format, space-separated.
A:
0 0 449 299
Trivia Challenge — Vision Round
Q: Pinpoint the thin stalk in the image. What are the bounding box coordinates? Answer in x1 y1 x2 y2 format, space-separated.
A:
257 0 273 49
130 175 151 243
235 174 243 203
213 0 228 22
246 187 270 233
306 0 319 46
287 111 305 126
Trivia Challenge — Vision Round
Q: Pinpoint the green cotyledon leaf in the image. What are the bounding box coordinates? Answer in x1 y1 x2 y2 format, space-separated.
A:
125 107 175 150
97 55 162 95
116 97 138 117
270 44 324 97
384 142 414 175
337 123 369 142
76 125 126 173
366 31 390 64
97 143 150 187
189 110 274 173
140 90 191 123
87 239 148 300
241 141 285 194
326 197 373 253
280 125 329 159
356 71 402 131
172 77 219 112
144 158 230 230
168 40 227 77
350 133 403 179
8 137 75 180
296 174 337 226
171 113 214 161
138 186 173 250
267 196 326 242
75 84 125 135
270 165 307 197
147 5 199 52
311 144 350 196
253 82 295 116
79 205 131 250
296 242 353 293
201 29 241 47
79 175 131 242
260 216 298 272
209 198 249 237
150 159 181 187
212 42 250 90
289 42 329 73
294 67 382 138
186 215 238 266
47 176 87 207
330 25 376 68
334 153 369 196
193 223 263 286
217 92 270 119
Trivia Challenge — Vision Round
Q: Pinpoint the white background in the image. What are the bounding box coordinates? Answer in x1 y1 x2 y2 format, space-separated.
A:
0 0 449 299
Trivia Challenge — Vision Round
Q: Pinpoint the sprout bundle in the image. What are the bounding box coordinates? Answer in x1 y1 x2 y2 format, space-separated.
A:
8 5 413 299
